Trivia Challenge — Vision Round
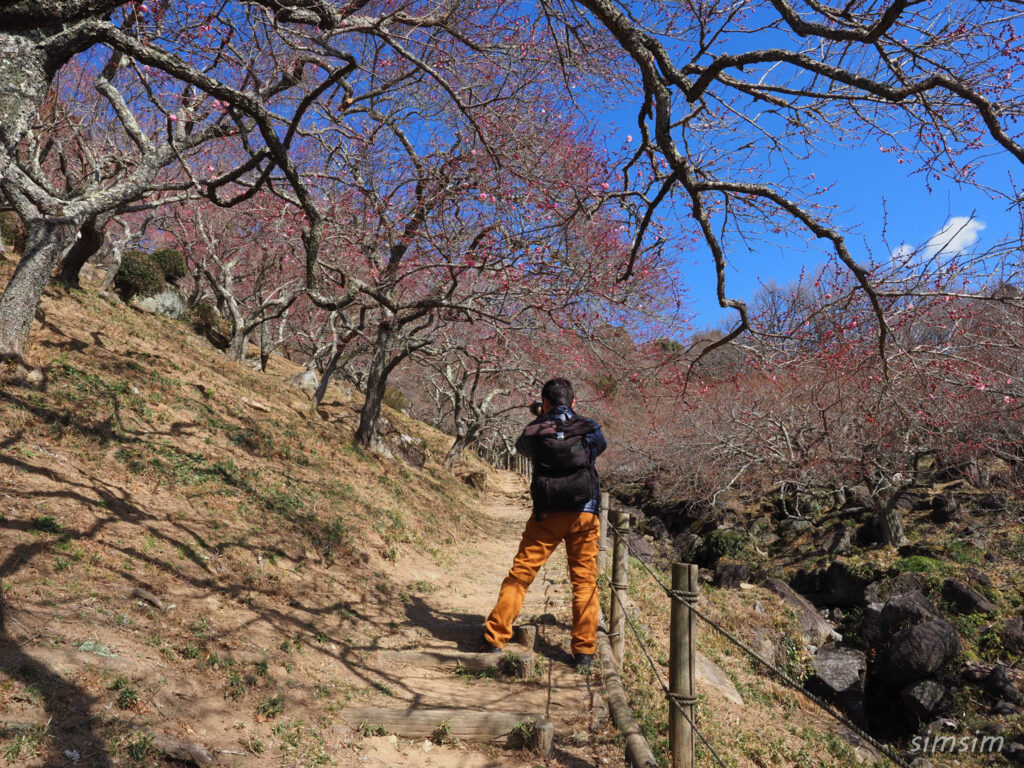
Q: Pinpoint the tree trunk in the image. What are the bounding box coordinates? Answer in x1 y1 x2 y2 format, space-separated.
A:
877 503 906 547
355 319 400 451
0 218 78 361
313 346 345 407
444 433 468 469
226 328 248 363
57 217 103 287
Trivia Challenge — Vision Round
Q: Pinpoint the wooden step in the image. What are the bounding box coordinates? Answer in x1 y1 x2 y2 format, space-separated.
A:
341 707 553 756
374 649 536 678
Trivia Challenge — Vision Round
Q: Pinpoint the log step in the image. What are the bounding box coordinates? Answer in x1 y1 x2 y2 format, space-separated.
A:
374 649 536 678
342 707 553 756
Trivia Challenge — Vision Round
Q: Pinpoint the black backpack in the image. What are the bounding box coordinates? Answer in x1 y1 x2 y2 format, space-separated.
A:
529 415 598 514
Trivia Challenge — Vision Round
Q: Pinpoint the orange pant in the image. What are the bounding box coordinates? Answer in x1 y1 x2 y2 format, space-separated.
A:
484 511 600 656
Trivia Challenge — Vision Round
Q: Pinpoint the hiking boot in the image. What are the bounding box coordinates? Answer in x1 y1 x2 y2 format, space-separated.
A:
573 653 595 674
477 635 502 654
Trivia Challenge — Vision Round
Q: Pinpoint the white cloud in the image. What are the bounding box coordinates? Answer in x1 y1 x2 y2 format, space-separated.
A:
892 216 986 263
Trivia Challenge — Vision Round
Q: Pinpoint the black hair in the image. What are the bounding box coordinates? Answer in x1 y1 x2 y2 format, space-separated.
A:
541 377 574 407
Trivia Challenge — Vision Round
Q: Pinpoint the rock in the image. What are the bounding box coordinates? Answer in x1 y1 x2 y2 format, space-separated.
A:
909 759 933 768
822 523 855 555
877 620 961 685
864 573 929 605
133 286 187 319
863 591 942 649
1006 740 1024 765
778 518 814 537
673 533 703 562
924 718 958 735
1001 618 1024 656
994 701 1023 716
900 680 949 723
714 562 752 589
695 651 744 706
941 579 997 616
985 666 1023 704
929 494 963 524
821 561 870 606
808 644 865 699
388 432 426 468
976 493 1009 514
966 567 994 588
961 661 995 685
765 578 840 646
642 515 670 540
627 533 655 563
459 470 487 490
289 369 319 394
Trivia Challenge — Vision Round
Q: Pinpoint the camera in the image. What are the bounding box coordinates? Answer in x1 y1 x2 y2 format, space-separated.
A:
529 400 543 417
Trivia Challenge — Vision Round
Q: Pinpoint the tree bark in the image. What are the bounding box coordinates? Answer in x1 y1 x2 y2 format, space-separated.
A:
56 217 103 287
0 218 79 361
355 318 402 451
226 328 249 363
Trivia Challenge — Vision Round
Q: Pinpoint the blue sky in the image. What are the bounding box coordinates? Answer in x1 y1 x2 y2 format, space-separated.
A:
673 144 1021 329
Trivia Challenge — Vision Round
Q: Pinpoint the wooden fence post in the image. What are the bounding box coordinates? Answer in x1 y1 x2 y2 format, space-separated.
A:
669 563 698 768
609 510 629 669
597 492 610 574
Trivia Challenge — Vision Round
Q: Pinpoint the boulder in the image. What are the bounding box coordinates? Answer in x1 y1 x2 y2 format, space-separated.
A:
134 286 187 319
288 369 319 394
388 432 426 468
863 590 943 649
941 579 997 616
627 533 655 563
985 666 1023 705
929 493 962 524
778 518 814 537
714 562 752 589
642 515 670 540
459 470 487 490
900 679 949 723
1001 617 1024 656
821 561 870 607
821 523 855 555
673 533 703 562
877 620 961 685
765 578 839 646
864 573 929 605
696 651 744 706
808 644 865 699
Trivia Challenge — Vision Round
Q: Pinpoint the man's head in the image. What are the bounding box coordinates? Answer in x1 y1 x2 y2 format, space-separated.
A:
541 377 575 410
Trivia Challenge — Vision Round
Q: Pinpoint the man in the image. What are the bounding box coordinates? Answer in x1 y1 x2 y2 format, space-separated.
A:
480 377 607 672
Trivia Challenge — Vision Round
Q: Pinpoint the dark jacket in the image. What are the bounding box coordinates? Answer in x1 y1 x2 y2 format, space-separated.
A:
515 405 607 515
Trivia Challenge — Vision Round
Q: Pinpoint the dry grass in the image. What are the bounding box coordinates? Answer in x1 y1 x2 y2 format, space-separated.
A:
0 268 490 767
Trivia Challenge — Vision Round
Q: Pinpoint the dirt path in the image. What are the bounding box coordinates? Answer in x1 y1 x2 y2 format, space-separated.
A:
349 470 618 768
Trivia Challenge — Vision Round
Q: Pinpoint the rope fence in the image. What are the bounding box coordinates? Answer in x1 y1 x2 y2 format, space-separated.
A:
597 494 912 768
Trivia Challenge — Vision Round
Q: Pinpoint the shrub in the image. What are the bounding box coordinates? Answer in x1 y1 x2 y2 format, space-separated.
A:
151 247 187 283
698 529 750 566
188 300 230 348
114 250 164 302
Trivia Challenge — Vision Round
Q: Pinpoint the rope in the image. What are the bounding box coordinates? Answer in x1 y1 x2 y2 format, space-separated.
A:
604 522 912 768
607 585 730 768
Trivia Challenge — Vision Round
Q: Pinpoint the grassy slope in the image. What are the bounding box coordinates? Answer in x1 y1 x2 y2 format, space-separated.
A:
0 267 486 767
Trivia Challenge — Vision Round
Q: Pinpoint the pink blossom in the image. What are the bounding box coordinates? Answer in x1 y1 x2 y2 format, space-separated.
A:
168 114 178 122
